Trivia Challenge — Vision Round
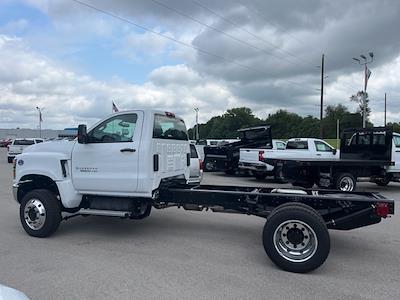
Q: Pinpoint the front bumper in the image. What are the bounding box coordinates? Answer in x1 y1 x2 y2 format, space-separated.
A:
238 162 272 172
12 183 19 203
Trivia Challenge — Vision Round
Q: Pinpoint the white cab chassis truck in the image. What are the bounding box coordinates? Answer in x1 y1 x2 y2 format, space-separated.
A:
12 111 394 273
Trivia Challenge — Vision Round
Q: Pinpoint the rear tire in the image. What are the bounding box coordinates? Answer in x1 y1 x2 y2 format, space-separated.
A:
292 181 314 189
20 189 61 238
263 202 330 273
204 160 215 172
225 169 236 175
334 172 356 192
252 171 267 180
130 203 152 220
374 176 391 186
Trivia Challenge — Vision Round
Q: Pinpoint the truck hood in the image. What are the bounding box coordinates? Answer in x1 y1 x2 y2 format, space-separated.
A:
23 140 76 158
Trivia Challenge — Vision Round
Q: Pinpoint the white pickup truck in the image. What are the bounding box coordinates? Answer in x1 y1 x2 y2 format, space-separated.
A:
239 138 338 179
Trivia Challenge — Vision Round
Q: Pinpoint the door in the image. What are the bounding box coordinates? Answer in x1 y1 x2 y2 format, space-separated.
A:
314 140 337 159
72 112 143 194
391 135 400 172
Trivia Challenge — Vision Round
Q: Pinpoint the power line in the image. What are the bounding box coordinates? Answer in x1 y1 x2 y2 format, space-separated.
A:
150 0 306 69
191 0 313 69
238 0 307 47
69 0 312 91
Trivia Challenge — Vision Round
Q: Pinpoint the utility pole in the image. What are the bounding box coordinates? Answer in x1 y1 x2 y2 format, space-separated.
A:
194 108 199 141
320 54 324 138
384 92 387 126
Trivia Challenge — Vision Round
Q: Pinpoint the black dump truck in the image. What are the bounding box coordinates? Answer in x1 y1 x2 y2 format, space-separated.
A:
266 127 400 191
204 125 272 174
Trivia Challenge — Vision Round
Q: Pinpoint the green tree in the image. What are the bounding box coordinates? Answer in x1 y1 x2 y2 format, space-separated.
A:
323 104 366 138
350 91 371 125
188 107 263 139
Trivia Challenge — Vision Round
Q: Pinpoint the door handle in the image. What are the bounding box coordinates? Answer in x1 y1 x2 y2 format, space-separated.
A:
316 154 321 156
120 148 136 153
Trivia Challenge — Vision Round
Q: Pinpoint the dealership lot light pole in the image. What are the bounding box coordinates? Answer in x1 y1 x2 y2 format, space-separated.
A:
36 106 43 138
352 52 373 128
194 108 199 141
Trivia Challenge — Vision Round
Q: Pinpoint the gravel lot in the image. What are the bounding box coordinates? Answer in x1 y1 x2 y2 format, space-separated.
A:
0 147 399 300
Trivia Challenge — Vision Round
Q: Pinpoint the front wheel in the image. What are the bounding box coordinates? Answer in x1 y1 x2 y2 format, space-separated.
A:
263 202 330 273
20 189 61 237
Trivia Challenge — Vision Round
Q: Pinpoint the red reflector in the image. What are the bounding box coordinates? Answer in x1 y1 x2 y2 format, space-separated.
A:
199 160 203 170
258 150 265 161
376 202 389 218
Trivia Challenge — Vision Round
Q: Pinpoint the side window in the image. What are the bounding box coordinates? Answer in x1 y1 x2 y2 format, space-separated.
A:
89 114 137 143
372 134 385 145
358 134 370 145
276 142 286 150
315 141 333 152
286 141 308 149
190 144 198 158
394 136 400 148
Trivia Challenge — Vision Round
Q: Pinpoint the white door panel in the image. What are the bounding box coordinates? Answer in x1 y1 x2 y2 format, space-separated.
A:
72 112 142 193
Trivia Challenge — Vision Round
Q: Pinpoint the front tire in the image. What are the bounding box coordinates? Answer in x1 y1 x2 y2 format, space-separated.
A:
263 202 330 273
20 189 61 237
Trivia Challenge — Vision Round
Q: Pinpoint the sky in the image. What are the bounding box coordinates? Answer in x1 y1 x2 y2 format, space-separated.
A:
0 0 400 130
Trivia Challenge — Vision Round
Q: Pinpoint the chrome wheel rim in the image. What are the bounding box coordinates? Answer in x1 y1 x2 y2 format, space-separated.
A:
273 220 318 262
339 177 354 191
24 199 46 230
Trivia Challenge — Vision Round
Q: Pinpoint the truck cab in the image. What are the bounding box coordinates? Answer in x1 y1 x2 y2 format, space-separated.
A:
12 110 190 237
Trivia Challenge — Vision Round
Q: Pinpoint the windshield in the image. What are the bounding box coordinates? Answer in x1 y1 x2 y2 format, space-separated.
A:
13 140 35 145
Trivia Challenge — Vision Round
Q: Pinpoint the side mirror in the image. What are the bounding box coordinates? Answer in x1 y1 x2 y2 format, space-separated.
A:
332 148 337 155
77 124 88 144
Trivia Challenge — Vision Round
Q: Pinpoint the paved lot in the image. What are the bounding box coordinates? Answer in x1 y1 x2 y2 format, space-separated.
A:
0 147 399 300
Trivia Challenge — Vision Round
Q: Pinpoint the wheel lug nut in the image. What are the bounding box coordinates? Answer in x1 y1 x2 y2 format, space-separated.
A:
286 241 289 244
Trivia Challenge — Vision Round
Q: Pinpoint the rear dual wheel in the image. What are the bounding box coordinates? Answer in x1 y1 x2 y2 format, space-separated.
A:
334 173 356 192
263 203 330 273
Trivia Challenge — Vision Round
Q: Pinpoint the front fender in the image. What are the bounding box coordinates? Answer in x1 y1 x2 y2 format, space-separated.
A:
15 152 68 182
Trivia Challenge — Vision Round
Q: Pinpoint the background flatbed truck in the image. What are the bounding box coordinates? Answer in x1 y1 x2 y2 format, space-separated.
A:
266 127 400 191
12 111 395 273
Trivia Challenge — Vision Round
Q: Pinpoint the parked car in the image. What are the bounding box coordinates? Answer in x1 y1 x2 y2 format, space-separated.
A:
0 138 12 147
7 138 44 163
239 139 286 179
188 143 203 184
0 284 29 300
203 125 272 174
